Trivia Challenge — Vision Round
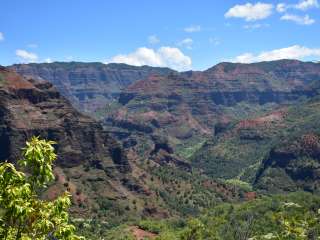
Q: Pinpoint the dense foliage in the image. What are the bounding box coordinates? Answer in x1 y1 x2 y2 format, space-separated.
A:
138 193 320 240
0 136 84 240
191 96 320 189
75 193 320 239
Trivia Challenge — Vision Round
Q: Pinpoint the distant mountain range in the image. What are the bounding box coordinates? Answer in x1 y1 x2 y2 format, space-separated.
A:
4 59 320 226
1 65 238 225
10 62 174 113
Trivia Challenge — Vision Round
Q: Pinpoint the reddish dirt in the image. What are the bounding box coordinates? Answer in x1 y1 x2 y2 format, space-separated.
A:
129 226 157 240
139 111 176 124
2 71 35 89
300 134 320 154
127 74 164 92
47 168 88 207
184 112 211 135
245 192 257 201
201 180 237 200
237 110 287 130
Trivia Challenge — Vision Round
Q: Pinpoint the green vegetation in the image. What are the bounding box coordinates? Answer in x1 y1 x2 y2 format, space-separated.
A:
224 179 253 192
221 102 279 121
191 96 320 187
94 101 122 119
5 62 320 239
0 136 84 240
110 192 319 240
0 72 5 87
80 192 320 239
146 165 241 216
175 138 206 160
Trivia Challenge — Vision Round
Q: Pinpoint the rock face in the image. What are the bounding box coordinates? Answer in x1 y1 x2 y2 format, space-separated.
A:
10 60 320 138
105 60 320 159
9 62 175 113
254 133 320 193
8 60 320 197
11 60 320 165
1 66 238 220
0 65 129 170
192 92 320 193
0 66 154 219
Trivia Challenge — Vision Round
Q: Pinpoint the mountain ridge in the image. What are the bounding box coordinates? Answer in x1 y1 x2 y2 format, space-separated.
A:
8 60 320 191
1 66 241 226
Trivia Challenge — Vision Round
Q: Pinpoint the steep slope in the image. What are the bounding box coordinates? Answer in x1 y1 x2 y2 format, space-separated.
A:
191 108 290 181
253 96 320 193
0 66 241 226
9 62 175 114
191 95 320 194
106 60 320 159
0 65 149 219
9 60 320 196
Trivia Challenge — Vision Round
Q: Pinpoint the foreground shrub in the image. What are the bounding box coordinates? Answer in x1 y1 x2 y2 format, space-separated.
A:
0 136 84 240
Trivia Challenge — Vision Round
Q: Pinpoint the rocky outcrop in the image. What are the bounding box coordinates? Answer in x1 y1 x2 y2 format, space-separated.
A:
104 60 320 161
0 67 129 170
1 66 211 220
0 67 157 218
9 62 175 113
254 134 320 193
8 60 320 197
190 91 320 185
10 61 320 160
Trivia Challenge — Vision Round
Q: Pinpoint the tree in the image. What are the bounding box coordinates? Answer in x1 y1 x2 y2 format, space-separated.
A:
180 219 205 240
0 136 84 240
250 202 320 240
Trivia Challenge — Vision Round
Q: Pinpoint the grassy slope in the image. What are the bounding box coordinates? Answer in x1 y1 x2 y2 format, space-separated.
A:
191 95 320 185
85 192 320 239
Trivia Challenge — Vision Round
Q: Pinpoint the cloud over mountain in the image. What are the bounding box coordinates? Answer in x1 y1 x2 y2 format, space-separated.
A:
233 45 320 63
15 49 38 63
106 47 192 71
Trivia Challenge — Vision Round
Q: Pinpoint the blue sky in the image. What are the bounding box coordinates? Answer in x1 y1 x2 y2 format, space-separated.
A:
0 0 320 70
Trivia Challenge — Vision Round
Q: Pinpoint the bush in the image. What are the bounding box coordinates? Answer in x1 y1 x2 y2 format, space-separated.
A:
0 136 84 239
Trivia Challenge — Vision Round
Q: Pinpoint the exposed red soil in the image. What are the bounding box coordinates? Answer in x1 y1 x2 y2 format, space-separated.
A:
127 74 165 92
300 134 320 154
1 70 35 90
245 192 257 201
129 226 157 240
236 110 287 130
202 180 238 199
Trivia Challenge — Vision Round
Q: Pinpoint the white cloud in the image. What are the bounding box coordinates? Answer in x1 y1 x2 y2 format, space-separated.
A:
281 14 315 25
184 25 201 32
276 3 288 12
0 32 4 41
295 0 319 10
276 0 319 12
233 53 256 63
148 35 160 45
44 58 53 63
178 38 193 49
15 49 38 63
225 2 273 21
232 45 320 63
106 46 192 71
